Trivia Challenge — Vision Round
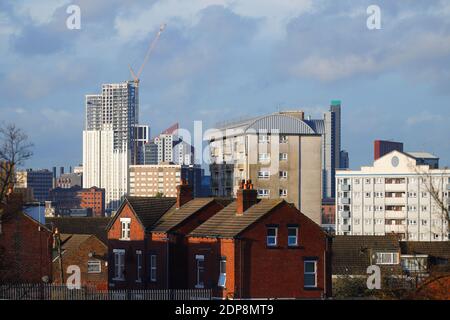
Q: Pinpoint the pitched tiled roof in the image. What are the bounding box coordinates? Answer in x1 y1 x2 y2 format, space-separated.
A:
151 198 216 232
332 235 402 275
125 196 177 231
46 217 111 244
60 234 92 251
189 199 284 238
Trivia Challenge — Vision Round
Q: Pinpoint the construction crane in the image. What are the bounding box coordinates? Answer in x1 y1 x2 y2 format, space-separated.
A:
129 23 166 85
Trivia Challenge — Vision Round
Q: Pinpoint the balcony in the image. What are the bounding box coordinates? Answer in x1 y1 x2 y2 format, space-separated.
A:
341 198 351 205
385 210 407 219
385 224 406 234
385 183 406 192
342 184 351 192
340 211 350 219
384 197 406 205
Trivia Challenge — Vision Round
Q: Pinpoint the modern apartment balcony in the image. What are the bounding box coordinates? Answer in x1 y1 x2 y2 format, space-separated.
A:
341 224 351 232
384 197 406 205
342 184 351 192
385 183 406 192
341 197 351 205
385 210 407 219
339 211 350 219
385 224 406 234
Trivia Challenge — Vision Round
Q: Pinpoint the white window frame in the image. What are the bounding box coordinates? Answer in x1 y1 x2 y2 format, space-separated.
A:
136 250 142 282
266 227 278 247
279 189 288 197
279 171 288 179
195 255 205 289
150 254 157 282
113 249 125 281
279 153 288 161
120 218 131 240
376 252 399 265
258 189 270 197
287 227 298 246
87 260 101 274
304 260 317 288
258 170 270 179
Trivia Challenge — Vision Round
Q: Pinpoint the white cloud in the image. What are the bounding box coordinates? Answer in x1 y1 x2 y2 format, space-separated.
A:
14 0 70 25
406 112 446 126
114 0 313 42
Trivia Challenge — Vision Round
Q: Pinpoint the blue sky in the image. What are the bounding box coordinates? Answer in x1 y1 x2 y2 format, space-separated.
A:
0 0 449 170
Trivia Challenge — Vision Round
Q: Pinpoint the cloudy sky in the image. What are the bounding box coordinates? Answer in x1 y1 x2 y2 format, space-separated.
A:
1 0 449 170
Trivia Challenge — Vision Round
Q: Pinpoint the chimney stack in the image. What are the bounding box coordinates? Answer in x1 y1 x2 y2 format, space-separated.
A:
176 178 193 208
236 179 258 215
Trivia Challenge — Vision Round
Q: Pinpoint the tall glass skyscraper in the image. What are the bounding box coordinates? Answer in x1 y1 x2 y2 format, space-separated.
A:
83 81 147 211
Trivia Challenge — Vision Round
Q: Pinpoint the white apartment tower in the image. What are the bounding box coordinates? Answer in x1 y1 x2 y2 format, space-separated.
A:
83 81 141 210
336 150 450 241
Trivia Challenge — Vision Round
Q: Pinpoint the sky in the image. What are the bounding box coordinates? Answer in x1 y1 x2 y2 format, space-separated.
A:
0 0 449 170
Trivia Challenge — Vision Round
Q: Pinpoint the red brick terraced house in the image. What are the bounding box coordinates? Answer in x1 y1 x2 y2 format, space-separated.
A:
187 180 332 299
0 193 53 283
107 181 230 290
52 234 108 290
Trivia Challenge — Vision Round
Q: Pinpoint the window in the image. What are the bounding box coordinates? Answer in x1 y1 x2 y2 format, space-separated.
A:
266 227 278 246
279 171 288 179
87 260 101 273
288 227 298 246
376 252 399 265
279 189 288 197
113 249 125 280
258 170 270 179
218 257 226 288
258 153 270 162
120 218 131 240
150 254 157 282
136 250 142 282
279 135 288 143
258 134 269 143
258 189 270 197
304 260 317 288
279 153 288 161
196 255 205 288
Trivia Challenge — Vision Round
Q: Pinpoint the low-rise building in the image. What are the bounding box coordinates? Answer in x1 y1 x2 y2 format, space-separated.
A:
0 193 53 283
187 180 332 299
107 181 229 290
129 164 203 198
49 186 105 217
52 233 108 290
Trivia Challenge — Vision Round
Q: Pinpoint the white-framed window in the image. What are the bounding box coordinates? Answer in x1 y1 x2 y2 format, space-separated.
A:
279 171 288 179
354 219 361 225
218 257 226 288
375 219 384 225
258 153 270 162
136 250 142 282
258 189 270 197
279 189 288 197
288 226 298 246
279 135 288 143
376 252 399 265
266 227 278 246
258 170 270 179
195 255 205 288
258 134 269 143
279 153 288 161
365 178 371 184
304 260 317 288
408 219 417 226
87 260 101 273
120 218 131 240
113 249 125 280
365 192 371 198
150 254 157 282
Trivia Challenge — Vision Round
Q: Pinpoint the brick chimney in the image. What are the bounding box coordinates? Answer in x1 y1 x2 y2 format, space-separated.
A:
236 179 258 215
176 178 193 208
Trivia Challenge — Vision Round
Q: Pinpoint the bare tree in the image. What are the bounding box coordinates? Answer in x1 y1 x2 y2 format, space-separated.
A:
0 123 33 205
414 166 450 228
